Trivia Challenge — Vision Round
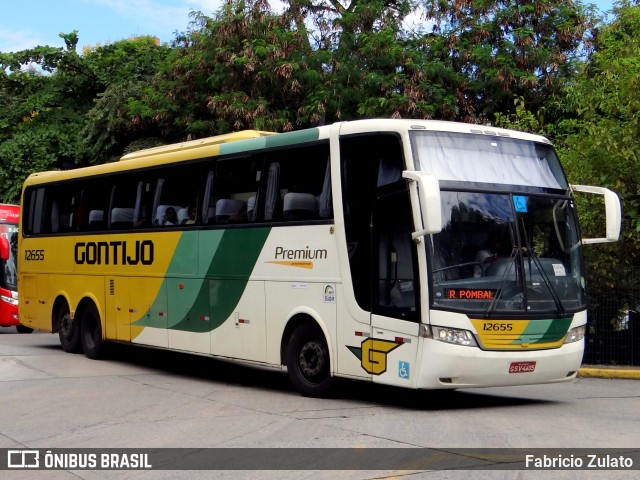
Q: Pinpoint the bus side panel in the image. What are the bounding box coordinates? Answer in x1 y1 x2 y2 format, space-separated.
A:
20 235 72 331
104 276 130 341
212 280 266 362
129 280 169 348
249 225 340 367
167 277 210 354
129 276 168 346
20 274 45 330
265 281 337 367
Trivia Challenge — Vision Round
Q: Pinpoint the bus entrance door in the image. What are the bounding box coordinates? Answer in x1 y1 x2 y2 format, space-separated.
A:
370 193 420 387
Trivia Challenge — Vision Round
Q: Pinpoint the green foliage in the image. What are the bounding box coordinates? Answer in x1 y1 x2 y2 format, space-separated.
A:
0 32 171 200
122 137 168 155
80 37 171 162
419 0 593 123
0 114 84 201
555 1 640 295
494 97 546 134
0 33 92 202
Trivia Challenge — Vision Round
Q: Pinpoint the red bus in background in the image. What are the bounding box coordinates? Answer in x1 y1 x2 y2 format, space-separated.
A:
0 204 30 333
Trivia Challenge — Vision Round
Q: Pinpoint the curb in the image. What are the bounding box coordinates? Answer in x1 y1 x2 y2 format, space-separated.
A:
578 367 640 380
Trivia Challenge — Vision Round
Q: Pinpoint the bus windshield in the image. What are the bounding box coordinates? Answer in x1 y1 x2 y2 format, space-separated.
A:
0 223 18 290
411 131 584 316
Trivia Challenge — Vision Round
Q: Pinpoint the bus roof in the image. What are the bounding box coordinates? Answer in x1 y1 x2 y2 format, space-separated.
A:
22 119 553 187
119 130 275 161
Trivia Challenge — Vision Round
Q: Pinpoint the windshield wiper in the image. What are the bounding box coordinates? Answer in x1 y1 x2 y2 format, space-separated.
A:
520 218 565 316
484 247 518 318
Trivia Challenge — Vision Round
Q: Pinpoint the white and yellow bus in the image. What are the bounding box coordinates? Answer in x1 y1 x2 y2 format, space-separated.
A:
19 119 621 396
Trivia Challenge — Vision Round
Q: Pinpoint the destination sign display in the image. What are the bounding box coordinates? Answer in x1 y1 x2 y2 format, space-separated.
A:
446 288 498 300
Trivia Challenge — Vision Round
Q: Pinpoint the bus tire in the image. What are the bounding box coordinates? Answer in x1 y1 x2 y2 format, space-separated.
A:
80 304 103 359
59 309 81 353
286 323 334 397
16 325 33 334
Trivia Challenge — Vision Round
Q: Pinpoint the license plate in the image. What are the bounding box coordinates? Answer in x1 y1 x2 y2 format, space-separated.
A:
509 361 536 373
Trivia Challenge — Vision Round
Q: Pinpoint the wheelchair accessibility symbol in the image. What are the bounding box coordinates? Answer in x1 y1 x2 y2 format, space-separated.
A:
398 361 410 380
513 195 528 213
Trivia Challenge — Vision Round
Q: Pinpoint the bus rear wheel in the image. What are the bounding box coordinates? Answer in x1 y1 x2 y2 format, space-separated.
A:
286 324 333 397
58 308 81 353
80 304 103 359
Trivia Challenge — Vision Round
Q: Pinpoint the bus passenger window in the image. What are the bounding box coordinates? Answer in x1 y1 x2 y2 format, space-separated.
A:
216 199 247 224
110 207 134 229
282 192 318 220
154 205 183 226
88 210 105 230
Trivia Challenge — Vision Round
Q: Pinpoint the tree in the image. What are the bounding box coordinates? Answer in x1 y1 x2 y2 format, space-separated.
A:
418 0 594 123
0 33 91 201
559 1 640 288
81 36 171 162
139 0 593 136
0 33 171 201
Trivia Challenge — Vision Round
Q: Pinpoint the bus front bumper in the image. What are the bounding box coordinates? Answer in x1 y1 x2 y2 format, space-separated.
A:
414 338 584 389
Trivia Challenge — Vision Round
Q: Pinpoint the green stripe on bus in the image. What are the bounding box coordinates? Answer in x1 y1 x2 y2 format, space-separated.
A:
136 228 271 333
219 137 268 155
264 129 320 148
216 128 320 156
517 318 572 344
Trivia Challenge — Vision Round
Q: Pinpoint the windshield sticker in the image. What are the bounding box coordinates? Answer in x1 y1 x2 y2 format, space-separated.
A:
552 264 567 277
513 195 528 213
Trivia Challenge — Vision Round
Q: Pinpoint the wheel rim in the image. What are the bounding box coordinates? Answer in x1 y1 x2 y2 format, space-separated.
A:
84 314 98 349
298 340 325 381
60 314 73 339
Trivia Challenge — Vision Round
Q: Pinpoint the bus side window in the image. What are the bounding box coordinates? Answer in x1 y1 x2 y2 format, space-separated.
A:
110 207 134 229
202 171 216 224
25 188 46 235
268 143 331 224
262 162 280 221
282 192 318 220
42 184 77 234
151 163 202 227
109 184 134 230
215 199 247 224
211 155 261 225
318 158 332 219
77 180 110 233
133 180 151 228
88 210 105 230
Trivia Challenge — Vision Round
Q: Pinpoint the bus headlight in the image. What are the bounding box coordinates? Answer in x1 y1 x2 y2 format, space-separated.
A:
0 295 18 306
564 325 586 344
431 326 478 347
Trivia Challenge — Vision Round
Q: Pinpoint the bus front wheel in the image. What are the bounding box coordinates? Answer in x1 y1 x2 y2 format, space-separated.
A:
58 308 81 353
286 324 334 397
80 304 103 359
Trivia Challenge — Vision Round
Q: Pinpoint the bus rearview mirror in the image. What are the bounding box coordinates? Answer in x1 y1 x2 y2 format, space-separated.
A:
402 171 442 237
571 185 622 244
